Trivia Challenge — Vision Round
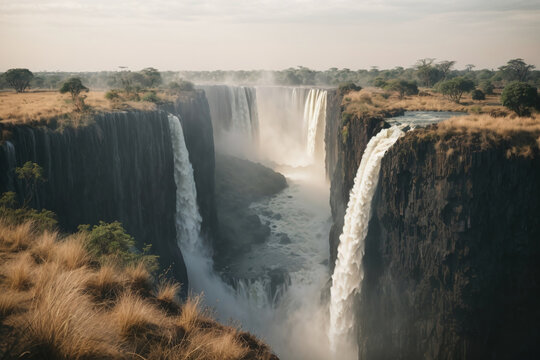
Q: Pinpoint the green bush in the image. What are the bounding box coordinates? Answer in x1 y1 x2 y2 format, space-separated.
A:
142 91 160 103
437 77 475 103
168 80 195 93
105 90 121 101
338 82 362 96
471 89 486 101
78 221 158 272
479 80 494 95
384 79 418 99
0 191 57 231
501 81 539 116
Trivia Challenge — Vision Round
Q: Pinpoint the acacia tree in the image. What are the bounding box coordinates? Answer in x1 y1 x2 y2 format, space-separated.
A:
4 68 34 92
140 67 162 88
499 59 535 82
384 79 418 99
436 60 456 80
415 58 440 87
438 77 475 103
501 82 539 116
60 77 89 111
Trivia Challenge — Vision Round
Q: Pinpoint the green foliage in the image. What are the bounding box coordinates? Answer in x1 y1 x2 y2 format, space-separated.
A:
16 161 44 207
471 89 486 101
3 68 34 92
499 59 535 82
140 67 162 88
0 191 57 230
105 89 121 101
480 80 495 95
384 79 418 99
371 77 387 88
78 221 158 272
141 91 160 103
415 58 441 87
168 80 195 92
338 82 362 96
59 78 89 112
437 77 475 103
501 81 539 116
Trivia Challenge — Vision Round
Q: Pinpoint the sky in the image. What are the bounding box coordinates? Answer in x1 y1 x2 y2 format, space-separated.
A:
0 0 539 71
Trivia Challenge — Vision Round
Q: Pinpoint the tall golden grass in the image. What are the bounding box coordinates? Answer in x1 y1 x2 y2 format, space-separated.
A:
0 220 278 360
0 91 157 124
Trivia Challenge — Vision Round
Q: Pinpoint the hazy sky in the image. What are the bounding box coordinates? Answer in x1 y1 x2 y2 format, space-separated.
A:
1 0 539 71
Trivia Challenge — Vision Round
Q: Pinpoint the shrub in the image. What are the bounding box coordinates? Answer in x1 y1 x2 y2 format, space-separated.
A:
437 77 475 103
472 89 486 101
501 81 539 116
78 221 158 272
142 91 160 103
338 82 362 96
384 79 419 99
105 89 121 101
168 80 195 93
480 80 494 95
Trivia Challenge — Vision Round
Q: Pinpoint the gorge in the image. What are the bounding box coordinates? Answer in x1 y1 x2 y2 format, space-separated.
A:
1 85 539 360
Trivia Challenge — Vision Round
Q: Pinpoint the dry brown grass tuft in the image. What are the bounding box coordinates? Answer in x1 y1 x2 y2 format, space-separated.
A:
0 220 36 252
124 262 153 294
183 329 249 360
12 268 122 359
85 264 125 303
156 280 181 303
53 234 88 270
438 113 540 136
112 292 167 338
177 295 204 333
2 252 34 290
29 230 58 263
0 289 31 318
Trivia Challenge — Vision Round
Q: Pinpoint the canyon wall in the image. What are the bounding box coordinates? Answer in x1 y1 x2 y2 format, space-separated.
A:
0 94 218 297
328 110 540 358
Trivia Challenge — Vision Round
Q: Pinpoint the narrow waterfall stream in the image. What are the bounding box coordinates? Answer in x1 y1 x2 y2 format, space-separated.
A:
328 126 405 357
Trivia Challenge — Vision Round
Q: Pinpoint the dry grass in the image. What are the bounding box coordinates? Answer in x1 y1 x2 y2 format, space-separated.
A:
0 90 158 124
342 88 507 118
0 219 277 359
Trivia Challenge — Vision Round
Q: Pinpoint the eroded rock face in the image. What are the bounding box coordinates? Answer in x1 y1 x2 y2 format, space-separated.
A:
359 132 540 359
327 111 540 359
0 111 188 294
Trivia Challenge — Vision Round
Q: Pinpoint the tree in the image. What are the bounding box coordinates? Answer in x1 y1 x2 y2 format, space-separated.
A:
384 79 419 99
3 68 33 92
415 58 440 87
501 82 539 116
499 59 535 82
59 77 89 112
471 89 485 101
437 77 475 103
436 60 456 80
15 161 44 207
479 80 494 95
140 67 162 88
465 64 476 72
338 82 362 96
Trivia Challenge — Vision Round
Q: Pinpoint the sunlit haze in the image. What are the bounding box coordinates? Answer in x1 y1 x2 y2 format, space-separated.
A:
1 0 539 71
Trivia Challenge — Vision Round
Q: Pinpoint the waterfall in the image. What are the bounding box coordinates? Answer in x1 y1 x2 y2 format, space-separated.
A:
328 126 404 355
303 89 327 160
167 114 202 252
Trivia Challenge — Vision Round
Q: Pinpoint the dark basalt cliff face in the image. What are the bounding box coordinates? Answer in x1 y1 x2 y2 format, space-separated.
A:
0 111 188 295
328 110 540 358
359 132 540 359
327 111 389 269
164 91 219 244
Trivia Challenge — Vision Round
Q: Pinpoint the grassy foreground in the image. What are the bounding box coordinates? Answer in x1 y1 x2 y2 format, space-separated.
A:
0 219 277 360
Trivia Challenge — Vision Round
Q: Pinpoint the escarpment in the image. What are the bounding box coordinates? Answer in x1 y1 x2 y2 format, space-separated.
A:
328 107 540 359
0 96 219 296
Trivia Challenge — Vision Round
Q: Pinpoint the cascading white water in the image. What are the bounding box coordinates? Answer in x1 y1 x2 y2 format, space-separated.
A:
303 89 327 160
167 114 203 252
328 126 404 356
228 86 253 139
